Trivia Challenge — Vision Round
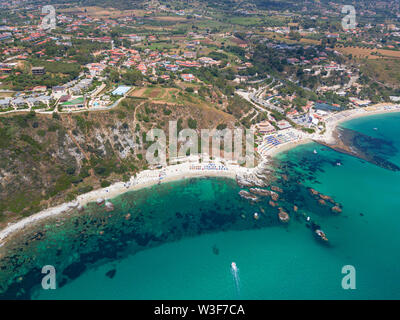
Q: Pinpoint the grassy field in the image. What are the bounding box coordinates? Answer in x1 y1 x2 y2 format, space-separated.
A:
152 16 189 22
336 46 400 59
135 41 178 51
130 86 184 104
129 84 225 109
0 92 14 98
260 32 321 45
58 6 146 18
227 16 264 26
360 58 400 88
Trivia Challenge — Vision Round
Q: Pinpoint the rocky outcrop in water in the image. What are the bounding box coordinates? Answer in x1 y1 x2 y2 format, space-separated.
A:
269 200 277 207
270 191 279 201
319 194 334 203
239 190 258 201
331 206 342 213
249 188 271 196
308 188 343 213
236 162 273 188
316 127 400 171
278 208 290 223
271 186 283 193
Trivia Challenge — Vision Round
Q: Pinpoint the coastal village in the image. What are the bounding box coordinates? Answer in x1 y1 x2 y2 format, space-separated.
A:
1 4 399 133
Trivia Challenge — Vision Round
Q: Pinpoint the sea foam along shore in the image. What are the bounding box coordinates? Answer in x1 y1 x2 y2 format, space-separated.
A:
0 159 249 244
262 103 400 158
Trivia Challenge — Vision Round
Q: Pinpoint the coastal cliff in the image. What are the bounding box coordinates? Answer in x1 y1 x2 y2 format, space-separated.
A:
0 99 236 226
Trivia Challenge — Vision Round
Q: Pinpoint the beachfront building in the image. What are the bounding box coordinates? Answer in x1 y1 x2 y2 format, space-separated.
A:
255 121 276 134
276 120 292 130
290 114 313 127
349 98 371 107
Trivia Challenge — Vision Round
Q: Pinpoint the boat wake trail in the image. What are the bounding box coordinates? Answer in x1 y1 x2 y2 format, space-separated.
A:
231 262 240 297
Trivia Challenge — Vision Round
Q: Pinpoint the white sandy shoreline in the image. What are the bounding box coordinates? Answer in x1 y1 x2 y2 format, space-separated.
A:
263 103 400 157
1 103 400 244
319 103 400 144
0 160 248 244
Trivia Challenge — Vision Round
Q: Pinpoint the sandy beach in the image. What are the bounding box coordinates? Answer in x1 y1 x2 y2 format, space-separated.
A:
262 103 400 158
319 103 400 144
0 159 248 243
1 103 400 244
265 138 313 157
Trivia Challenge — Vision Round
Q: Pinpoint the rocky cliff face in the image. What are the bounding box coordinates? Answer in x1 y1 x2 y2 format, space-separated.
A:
0 99 237 225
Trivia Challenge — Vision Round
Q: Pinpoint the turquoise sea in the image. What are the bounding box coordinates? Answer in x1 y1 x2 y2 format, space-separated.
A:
1 112 400 299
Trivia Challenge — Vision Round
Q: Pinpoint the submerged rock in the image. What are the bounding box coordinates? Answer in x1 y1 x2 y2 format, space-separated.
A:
249 188 271 196
319 194 334 203
271 186 283 193
270 191 279 201
105 269 116 279
278 208 290 223
239 190 259 201
332 206 342 213
269 200 277 207
212 245 219 255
